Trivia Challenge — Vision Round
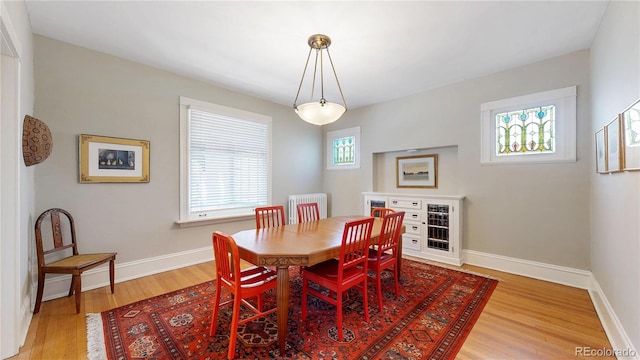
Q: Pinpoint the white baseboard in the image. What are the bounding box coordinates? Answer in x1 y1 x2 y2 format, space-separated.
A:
588 276 639 360
19 296 32 348
402 249 463 266
463 249 591 289
463 249 638 359
37 246 212 302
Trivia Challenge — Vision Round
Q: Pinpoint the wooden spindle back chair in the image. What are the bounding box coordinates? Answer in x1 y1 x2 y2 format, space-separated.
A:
34 208 117 314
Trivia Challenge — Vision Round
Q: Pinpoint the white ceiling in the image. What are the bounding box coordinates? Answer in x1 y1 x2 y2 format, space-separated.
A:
24 1 609 110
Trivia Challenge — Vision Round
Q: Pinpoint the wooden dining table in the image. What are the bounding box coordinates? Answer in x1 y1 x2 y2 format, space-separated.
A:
231 215 404 355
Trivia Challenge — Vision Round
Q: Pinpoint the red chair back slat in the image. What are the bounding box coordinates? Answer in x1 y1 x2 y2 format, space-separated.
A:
297 202 320 223
212 231 240 292
378 211 405 254
255 205 286 229
338 217 374 282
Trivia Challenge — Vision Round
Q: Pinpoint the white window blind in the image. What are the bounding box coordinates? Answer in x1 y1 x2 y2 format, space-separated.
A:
178 97 271 224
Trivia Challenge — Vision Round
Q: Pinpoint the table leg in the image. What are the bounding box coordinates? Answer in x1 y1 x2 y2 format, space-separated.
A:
276 266 289 355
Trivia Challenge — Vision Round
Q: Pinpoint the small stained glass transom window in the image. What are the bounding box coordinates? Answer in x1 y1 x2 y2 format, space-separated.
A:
333 136 356 166
496 105 555 156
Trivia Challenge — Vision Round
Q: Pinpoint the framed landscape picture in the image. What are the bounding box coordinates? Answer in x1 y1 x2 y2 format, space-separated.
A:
396 154 438 188
79 134 150 183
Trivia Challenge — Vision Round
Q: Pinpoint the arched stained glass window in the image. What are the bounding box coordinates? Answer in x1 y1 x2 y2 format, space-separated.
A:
481 86 576 165
496 105 555 156
327 126 360 170
333 136 355 165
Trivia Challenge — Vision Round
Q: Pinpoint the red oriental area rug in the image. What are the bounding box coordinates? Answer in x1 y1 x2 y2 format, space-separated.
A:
87 259 497 359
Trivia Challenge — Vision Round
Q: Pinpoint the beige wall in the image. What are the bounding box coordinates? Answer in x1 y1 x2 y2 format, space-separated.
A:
590 0 640 351
33 36 323 265
325 50 592 270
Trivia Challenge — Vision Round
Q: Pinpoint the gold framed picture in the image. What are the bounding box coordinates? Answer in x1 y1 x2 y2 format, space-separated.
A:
396 154 438 189
79 134 150 183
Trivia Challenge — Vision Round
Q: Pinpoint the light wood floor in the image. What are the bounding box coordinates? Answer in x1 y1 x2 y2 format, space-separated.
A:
11 260 613 360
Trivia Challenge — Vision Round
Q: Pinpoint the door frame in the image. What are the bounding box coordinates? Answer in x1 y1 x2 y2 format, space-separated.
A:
1 4 24 358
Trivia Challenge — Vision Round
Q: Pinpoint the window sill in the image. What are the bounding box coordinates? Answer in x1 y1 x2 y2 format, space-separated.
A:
175 214 254 228
480 157 577 166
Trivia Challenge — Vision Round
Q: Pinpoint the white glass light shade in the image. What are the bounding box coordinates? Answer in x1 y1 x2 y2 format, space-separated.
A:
295 101 346 126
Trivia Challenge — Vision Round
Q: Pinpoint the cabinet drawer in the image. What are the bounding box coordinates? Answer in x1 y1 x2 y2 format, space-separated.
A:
389 198 422 210
401 234 421 251
401 210 421 222
403 221 422 235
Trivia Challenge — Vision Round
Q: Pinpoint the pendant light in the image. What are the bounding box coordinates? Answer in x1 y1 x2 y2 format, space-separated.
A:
293 34 347 126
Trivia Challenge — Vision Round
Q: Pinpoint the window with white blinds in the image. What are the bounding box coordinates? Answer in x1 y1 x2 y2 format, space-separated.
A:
179 97 272 223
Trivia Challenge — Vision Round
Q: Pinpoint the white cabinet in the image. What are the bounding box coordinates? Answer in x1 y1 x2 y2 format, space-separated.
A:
363 192 464 266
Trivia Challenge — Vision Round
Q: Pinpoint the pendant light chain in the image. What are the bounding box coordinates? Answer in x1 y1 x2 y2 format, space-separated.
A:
325 47 347 111
293 47 314 108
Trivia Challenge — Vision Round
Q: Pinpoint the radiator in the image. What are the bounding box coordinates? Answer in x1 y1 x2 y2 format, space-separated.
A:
288 193 327 224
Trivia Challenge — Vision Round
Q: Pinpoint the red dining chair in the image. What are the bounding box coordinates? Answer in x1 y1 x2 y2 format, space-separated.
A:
367 211 405 311
301 217 374 341
297 202 320 223
369 207 396 252
255 205 286 229
371 207 395 218
209 231 278 360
